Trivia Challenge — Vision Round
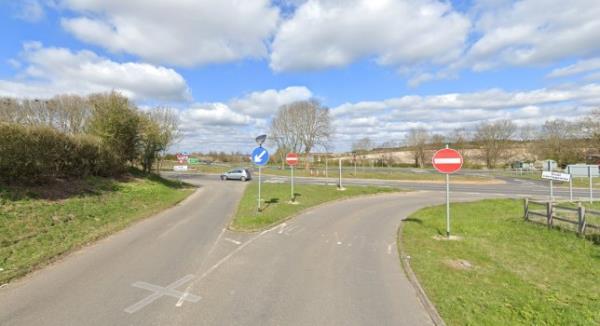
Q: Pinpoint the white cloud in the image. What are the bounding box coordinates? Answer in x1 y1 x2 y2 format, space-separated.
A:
176 86 313 151
15 0 45 23
0 42 190 101
270 0 470 72
329 84 600 149
548 58 600 78
463 0 600 71
182 103 252 127
59 0 279 66
170 84 600 152
229 86 312 118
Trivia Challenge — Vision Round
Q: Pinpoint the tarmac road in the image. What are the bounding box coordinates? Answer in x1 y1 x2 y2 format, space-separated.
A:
169 172 592 200
0 173 549 325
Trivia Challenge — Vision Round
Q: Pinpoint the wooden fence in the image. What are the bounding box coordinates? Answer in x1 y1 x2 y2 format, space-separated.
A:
524 199 600 236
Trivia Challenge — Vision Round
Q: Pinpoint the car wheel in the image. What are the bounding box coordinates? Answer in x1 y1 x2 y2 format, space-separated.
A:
221 176 227 181
240 176 246 182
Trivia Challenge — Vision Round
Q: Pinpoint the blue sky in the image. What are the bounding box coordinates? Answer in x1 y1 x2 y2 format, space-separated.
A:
1 0 600 152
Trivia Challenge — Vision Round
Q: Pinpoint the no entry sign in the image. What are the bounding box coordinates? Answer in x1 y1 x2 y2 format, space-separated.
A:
286 153 299 166
432 148 463 174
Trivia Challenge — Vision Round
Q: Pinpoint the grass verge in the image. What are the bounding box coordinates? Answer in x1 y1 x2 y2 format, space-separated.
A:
401 199 600 325
0 174 194 284
231 182 399 231
262 167 499 184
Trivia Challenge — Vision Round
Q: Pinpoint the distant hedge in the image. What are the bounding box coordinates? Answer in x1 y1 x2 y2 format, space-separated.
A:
0 123 123 184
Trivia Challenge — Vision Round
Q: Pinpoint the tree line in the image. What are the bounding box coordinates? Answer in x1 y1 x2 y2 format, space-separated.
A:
0 92 179 184
353 112 600 169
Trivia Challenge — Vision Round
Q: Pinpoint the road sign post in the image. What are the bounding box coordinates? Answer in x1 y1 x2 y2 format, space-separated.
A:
286 153 299 203
570 175 573 202
589 165 593 203
338 158 345 190
432 145 463 238
548 161 554 202
252 141 269 212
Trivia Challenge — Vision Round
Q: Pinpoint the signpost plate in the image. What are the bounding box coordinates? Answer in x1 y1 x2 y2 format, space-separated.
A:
286 153 299 166
251 147 270 166
432 148 463 174
542 171 571 182
173 165 188 172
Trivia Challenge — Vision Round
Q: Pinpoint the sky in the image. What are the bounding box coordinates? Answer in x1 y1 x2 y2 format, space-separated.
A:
1 0 600 153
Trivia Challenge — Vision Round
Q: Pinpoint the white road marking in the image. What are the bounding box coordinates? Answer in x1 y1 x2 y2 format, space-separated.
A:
387 244 392 255
278 223 288 234
158 217 191 239
334 232 342 245
176 225 278 307
125 275 200 314
224 238 242 245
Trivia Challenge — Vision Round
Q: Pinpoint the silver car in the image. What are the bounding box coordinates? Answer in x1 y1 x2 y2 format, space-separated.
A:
220 168 252 181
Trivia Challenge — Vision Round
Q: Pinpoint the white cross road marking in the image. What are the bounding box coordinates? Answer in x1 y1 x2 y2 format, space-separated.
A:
124 274 201 314
224 237 242 245
433 158 462 164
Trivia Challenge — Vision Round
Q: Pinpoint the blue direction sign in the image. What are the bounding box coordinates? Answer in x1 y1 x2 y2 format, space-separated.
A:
251 147 269 166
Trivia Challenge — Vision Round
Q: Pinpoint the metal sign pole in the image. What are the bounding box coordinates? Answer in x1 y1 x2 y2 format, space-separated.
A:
549 161 554 202
291 165 294 202
589 166 593 203
446 173 450 238
325 156 328 178
258 167 262 212
338 158 343 189
569 176 573 202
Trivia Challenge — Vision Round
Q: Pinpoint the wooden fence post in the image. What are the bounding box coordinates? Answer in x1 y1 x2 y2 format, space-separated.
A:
577 203 585 236
524 198 529 221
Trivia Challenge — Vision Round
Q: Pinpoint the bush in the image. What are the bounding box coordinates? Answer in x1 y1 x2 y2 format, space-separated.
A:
0 123 124 184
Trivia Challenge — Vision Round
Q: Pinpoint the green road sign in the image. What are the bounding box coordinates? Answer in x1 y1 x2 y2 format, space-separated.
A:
188 158 199 165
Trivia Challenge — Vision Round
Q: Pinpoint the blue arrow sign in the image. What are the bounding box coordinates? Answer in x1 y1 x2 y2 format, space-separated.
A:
251 147 269 166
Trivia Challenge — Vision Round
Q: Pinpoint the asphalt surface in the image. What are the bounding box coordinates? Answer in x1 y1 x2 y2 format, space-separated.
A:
0 172 577 325
168 171 594 200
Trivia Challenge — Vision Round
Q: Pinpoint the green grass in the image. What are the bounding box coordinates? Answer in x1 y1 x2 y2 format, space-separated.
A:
262 167 498 184
0 174 194 284
401 199 600 325
231 182 399 231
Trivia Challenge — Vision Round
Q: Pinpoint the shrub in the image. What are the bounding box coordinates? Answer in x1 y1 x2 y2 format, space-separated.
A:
0 123 124 184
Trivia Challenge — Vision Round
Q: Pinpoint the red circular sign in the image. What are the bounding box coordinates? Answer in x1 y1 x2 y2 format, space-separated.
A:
286 153 299 166
432 148 463 174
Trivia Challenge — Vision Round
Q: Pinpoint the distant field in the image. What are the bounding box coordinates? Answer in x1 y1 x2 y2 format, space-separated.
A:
0 174 194 284
401 199 600 325
230 182 399 231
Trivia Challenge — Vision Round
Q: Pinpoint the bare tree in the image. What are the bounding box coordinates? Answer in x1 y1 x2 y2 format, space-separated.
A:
518 124 538 142
430 133 446 147
539 119 583 166
47 95 92 134
352 137 374 153
0 95 91 134
448 127 470 148
270 100 332 168
582 109 600 150
406 127 429 168
474 119 516 168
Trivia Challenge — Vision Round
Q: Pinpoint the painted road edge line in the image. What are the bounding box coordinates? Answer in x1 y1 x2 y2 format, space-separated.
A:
397 221 446 326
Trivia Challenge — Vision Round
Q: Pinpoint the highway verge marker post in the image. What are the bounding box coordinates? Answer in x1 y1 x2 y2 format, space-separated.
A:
286 152 299 203
253 135 269 212
432 145 463 238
